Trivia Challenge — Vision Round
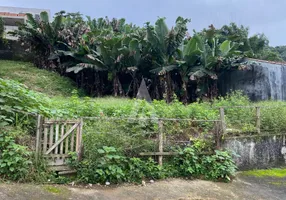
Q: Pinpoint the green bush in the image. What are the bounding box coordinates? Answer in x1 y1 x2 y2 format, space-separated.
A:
69 145 236 184
257 101 286 132
201 150 237 181
69 146 165 184
0 132 32 181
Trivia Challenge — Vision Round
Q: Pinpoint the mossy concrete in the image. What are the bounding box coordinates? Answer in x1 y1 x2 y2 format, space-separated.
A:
224 134 285 169
241 168 286 178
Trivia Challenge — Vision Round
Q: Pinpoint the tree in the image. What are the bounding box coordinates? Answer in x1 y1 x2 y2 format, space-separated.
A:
275 45 286 61
187 28 244 100
55 17 144 97
11 11 64 68
217 23 252 55
176 35 201 103
249 34 283 61
147 17 190 102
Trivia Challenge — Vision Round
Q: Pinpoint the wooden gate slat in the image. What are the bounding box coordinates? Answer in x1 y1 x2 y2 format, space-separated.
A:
35 115 43 161
49 124 54 150
76 125 79 153
70 126 74 152
60 124 64 154
65 124 70 154
43 126 48 153
78 118 83 159
45 123 79 154
55 123 59 154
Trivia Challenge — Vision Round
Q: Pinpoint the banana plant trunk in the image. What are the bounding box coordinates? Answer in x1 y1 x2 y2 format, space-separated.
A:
182 79 189 104
164 72 173 103
113 74 124 97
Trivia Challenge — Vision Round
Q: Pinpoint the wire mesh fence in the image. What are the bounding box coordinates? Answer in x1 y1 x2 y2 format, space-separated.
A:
82 117 222 162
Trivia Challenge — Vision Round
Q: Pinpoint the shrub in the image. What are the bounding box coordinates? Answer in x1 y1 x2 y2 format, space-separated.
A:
69 146 165 184
201 150 237 182
173 147 201 177
0 132 32 181
68 145 236 184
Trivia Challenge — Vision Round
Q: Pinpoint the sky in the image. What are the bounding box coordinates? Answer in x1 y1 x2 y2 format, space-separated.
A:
1 0 285 46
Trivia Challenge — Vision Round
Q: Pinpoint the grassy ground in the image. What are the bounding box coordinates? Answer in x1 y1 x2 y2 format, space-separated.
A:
0 60 78 97
242 168 286 178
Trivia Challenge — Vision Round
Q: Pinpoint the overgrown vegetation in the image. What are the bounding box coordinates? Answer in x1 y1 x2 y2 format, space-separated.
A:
1 8 286 185
1 77 286 183
0 60 81 97
10 11 284 103
68 145 236 183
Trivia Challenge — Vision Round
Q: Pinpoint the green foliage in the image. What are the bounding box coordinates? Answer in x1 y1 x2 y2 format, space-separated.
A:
69 144 236 184
201 150 236 181
68 147 165 184
275 45 286 61
255 101 286 132
0 132 32 181
173 143 236 182
0 17 4 38
11 11 250 102
173 147 201 177
213 91 256 131
0 78 53 122
2 78 286 134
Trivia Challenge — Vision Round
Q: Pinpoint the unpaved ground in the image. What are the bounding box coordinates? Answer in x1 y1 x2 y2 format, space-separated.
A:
0 173 285 200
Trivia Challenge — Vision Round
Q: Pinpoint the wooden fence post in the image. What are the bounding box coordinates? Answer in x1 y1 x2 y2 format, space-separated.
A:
256 106 261 134
158 120 164 166
219 107 226 135
35 115 43 162
78 118 84 161
217 107 226 149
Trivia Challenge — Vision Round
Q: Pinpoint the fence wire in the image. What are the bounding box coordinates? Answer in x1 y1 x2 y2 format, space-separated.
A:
82 117 220 158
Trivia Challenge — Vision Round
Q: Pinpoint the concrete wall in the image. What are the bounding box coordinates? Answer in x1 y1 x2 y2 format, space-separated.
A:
218 59 286 101
223 134 286 170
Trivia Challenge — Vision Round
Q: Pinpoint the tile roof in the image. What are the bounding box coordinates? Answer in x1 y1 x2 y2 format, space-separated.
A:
0 12 26 17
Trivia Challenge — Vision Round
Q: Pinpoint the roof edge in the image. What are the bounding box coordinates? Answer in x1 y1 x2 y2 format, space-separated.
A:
247 58 286 65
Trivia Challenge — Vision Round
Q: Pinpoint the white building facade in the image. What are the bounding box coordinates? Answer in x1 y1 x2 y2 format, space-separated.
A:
0 6 50 40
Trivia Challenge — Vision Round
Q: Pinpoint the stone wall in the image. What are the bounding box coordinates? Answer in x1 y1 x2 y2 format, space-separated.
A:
223 134 286 170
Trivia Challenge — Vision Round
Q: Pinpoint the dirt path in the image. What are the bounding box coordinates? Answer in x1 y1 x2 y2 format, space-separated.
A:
0 173 285 200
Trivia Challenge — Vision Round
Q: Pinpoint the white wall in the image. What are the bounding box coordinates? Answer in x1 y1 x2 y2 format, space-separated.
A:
0 6 51 20
0 6 51 39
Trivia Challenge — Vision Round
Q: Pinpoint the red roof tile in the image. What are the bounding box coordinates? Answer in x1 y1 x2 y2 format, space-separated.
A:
0 12 26 17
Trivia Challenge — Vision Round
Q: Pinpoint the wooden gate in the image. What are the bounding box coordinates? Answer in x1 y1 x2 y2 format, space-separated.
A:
36 116 83 167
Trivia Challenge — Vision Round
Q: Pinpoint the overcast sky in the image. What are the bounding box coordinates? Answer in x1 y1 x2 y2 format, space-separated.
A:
1 0 285 46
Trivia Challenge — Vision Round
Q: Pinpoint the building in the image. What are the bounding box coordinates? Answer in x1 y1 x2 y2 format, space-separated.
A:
0 6 50 40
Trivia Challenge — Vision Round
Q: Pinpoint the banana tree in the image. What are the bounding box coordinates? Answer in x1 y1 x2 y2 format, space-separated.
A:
147 17 190 102
61 32 142 96
176 35 202 103
11 11 64 68
188 33 242 99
